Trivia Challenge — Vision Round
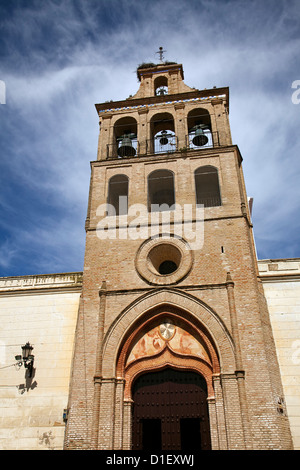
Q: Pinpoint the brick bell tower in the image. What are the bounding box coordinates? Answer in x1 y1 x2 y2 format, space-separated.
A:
64 55 293 450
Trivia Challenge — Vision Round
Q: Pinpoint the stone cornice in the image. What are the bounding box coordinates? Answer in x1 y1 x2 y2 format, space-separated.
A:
95 88 229 115
258 258 300 282
90 144 243 167
0 272 83 294
259 273 300 282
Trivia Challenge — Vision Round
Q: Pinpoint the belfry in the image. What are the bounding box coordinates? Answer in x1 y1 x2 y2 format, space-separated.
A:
64 57 293 450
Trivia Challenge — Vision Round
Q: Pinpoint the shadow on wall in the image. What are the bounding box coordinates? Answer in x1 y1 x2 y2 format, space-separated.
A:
17 367 37 394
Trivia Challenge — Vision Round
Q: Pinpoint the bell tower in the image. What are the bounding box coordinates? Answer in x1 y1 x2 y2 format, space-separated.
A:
64 57 293 450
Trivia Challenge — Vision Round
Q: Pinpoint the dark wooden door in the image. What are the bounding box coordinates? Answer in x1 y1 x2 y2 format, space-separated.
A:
132 369 211 451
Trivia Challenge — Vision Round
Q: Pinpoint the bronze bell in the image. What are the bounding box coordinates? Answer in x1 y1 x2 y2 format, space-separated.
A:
192 126 208 147
159 131 169 145
117 134 136 157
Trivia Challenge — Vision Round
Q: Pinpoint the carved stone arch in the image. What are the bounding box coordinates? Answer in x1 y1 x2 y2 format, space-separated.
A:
101 288 235 379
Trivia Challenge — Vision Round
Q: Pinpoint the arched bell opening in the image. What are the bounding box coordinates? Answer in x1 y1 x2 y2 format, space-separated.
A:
187 108 212 149
113 116 138 158
154 75 168 96
149 112 176 154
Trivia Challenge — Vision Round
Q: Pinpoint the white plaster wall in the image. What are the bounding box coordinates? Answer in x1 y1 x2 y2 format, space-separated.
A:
0 290 80 450
1 263 300 451
260 266 300 450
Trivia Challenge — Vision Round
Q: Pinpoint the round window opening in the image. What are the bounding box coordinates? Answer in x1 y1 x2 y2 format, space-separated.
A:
135 236 193 285
147 243 181 276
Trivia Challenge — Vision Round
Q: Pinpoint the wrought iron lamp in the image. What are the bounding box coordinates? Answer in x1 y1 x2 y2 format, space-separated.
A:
15 342 34 377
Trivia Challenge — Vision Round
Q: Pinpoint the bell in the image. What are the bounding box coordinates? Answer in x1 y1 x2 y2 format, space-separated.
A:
192 127 208 147
159 131 169 146
117 135 136 157
157 86 167 96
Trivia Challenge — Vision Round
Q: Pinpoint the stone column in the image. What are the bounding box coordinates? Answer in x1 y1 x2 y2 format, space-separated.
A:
98 377 116 449
174 102 187 150
123 399 133 450
113 378 125 450
138 107 149 155
211 98 232 146
225 272 253 449
91 281 107 449
221 373 245 449
98 114 112 160
207 397 218 450
212 373 228 450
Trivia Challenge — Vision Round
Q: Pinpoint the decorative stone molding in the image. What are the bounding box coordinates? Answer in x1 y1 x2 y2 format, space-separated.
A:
0 272 83 292
115 311 218 400
124 344 215 400
102 288 235 378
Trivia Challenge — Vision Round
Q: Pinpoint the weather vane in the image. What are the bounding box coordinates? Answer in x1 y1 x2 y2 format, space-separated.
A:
156 46 166 63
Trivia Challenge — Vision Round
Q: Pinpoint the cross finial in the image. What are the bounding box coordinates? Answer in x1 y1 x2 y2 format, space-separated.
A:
156 46 166 63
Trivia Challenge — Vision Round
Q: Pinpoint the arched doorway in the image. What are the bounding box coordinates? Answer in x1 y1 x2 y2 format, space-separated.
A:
132 368 211 451
114 306 223 450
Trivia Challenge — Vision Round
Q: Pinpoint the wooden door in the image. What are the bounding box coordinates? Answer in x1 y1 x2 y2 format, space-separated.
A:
132 368 211 451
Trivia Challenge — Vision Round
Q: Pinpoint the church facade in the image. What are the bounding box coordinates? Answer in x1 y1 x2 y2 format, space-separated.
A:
1 62 299 450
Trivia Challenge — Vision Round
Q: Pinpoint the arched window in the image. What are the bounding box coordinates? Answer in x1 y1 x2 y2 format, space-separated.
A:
107 174 129 216
148 169 175 212
194 166 221 207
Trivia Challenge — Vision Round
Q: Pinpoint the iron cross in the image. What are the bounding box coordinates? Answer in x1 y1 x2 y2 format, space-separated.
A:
156 46 166 63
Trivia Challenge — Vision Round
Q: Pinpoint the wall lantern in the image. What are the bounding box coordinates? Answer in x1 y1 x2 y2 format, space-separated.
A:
15 342 35 377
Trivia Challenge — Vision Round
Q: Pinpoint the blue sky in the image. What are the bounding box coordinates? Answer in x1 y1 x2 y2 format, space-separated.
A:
0 0 300 277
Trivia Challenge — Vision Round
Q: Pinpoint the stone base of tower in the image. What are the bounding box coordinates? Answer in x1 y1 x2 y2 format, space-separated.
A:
64 285 293 451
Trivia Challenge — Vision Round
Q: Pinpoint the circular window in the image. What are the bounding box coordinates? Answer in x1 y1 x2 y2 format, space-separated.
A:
135 236 193 285
147 243 181 276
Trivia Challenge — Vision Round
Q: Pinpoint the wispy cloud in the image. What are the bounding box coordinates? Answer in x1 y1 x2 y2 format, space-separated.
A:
0 0 299 275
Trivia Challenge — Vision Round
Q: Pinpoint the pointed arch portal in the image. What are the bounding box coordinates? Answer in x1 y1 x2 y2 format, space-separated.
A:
115 308 220 451
99 289 239 450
